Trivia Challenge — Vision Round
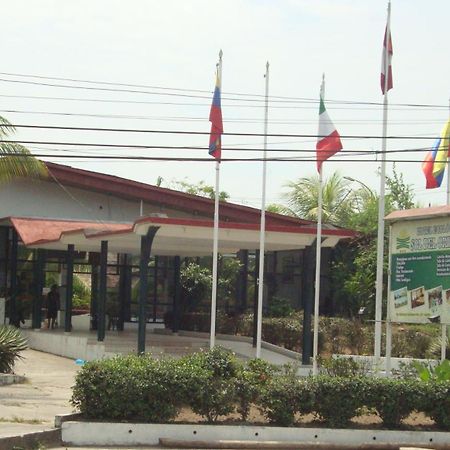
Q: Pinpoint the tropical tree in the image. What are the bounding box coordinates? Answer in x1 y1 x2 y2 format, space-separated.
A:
332 167 417 317
0 116 47 180
157 177 229 201
282 172 359 226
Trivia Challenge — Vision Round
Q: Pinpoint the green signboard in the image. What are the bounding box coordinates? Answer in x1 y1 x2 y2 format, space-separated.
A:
389 216 450 324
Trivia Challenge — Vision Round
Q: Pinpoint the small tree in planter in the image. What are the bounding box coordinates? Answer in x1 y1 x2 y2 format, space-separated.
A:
0 325 28 373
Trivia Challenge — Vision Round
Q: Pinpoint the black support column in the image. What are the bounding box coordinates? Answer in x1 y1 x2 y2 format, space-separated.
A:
118 253 131 331
172 256 181 333
98 240 108 342
9 229 18 326
236 250 248 313
32 249 45 329
301 244 316 365
138 227 159 354
64 244 75 333
90 253 99 331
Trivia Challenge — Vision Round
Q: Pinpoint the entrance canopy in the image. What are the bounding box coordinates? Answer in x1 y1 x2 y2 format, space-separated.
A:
5 215 355 256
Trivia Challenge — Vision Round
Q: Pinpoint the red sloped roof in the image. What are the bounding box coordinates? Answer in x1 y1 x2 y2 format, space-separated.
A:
385 205 450 222
8 217 130 246
45 162 317 227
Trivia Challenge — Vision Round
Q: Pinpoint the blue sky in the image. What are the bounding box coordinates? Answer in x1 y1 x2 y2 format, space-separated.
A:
1 0 449 209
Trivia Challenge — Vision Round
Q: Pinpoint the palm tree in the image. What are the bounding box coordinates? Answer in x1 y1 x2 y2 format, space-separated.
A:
0 116 47 181
283 172 356 226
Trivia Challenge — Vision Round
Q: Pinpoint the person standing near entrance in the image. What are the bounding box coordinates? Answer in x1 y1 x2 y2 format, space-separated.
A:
46 284 60 329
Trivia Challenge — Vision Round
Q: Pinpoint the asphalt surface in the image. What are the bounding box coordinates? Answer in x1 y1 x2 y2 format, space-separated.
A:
0 348 79 439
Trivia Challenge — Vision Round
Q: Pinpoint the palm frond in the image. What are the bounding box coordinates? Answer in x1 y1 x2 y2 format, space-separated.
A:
0 116 48 182
0 325 28 373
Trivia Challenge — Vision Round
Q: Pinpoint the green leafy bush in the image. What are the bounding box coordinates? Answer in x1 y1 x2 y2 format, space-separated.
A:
412 359 450 382
71 355 199 422
234 359 277 421
419 381 450 429
266 297 294 318
259 377 311 426
187 346 239 379
392 329 432 358
69 348 450 430
181 347 238 422
365 378 421 428
180 263 212 310
187 378 236 422
0 325 28 373
318 356 370 377
310 376 364 427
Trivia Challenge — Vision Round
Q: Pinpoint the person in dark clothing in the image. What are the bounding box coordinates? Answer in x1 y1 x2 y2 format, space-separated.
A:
46 284 60 329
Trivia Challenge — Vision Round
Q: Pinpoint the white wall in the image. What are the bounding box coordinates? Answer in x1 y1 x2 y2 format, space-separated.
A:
0 178 197 223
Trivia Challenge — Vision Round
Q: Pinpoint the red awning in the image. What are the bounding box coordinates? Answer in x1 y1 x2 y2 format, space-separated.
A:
7 217 131 246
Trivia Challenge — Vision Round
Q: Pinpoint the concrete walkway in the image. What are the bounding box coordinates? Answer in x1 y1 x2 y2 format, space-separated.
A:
0 349 79 439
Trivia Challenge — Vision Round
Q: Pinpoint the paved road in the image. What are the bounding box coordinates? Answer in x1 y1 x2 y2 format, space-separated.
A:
0 348 79 439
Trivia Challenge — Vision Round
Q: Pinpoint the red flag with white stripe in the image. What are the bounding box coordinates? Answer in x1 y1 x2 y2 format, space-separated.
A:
316 79 343 173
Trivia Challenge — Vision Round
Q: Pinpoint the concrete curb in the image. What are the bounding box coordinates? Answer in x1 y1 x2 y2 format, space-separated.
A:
159 438 442 449
0 373 26 386
61 422 450 449
0 428 61 450
54 412 82 428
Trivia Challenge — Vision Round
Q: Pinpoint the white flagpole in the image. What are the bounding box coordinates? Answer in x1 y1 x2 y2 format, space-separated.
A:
210 49 223 349
385 225 393 375
312 75 325 375
374 1 391 369
256 61 270 358
441 97 450 361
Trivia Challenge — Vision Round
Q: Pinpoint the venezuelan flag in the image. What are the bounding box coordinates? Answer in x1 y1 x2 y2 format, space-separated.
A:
422 119 450 189
209 71 223 160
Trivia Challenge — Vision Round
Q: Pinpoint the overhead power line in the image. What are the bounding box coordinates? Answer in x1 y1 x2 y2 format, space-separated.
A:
24 143 431 156
0 108 446 126
0 71 448 109
0 124 440 140
0 93 444 111
1 152 434 163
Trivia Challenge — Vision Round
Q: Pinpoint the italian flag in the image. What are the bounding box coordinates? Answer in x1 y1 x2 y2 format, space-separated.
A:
316 86 343 173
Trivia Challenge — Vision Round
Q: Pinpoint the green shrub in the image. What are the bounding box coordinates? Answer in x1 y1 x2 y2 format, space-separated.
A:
310 376 364 427
365 378 421 428
71 355 196 422
234 359 277 421
412 359 450 382
187 346 239 379
259 376 311 426
0 326 28 373
180 262 211 310
392 329 432 358
72 275 91 310
179 312 211 332
69 348 450 430
216 311 240 335
419 382 450 430
318 356 370 377
187 377 236 422
181 347 238 422
266 297 294 317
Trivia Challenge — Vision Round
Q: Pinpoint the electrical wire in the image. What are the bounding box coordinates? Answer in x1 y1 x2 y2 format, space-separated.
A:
1 151 437 163
0 108 446 126
0 71 448 109
0 124 441 140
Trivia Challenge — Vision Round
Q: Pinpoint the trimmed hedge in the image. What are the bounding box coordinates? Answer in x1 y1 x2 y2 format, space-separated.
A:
71 349 450 430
